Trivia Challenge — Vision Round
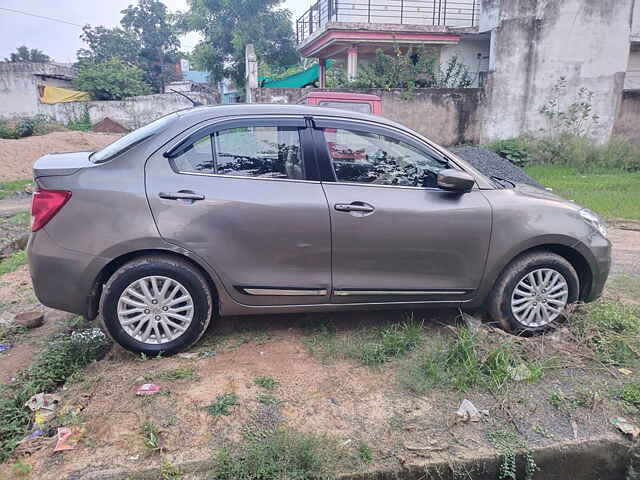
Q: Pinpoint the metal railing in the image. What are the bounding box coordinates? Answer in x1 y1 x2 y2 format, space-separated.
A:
296 0 480 44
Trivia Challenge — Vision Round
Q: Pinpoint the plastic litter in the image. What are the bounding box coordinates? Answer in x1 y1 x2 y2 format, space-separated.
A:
25 393 61 412
24 429 44 440
53 427 78 452
455 399 489 422
509 364 533 381
178 352 198 359
611 417 640 439
619 368 633 376
136 383 161 396
0 344 11 352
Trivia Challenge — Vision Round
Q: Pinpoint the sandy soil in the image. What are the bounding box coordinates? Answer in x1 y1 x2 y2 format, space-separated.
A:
0 131 120 182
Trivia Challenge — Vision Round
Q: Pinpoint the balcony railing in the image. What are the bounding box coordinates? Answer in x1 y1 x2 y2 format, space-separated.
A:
296 0 480 44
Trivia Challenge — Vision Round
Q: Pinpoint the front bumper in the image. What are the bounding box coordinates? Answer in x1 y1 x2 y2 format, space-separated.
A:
27 229 108 316
574 232 612 302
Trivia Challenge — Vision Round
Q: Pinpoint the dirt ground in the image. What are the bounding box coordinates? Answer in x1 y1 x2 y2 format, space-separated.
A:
0 131 120 182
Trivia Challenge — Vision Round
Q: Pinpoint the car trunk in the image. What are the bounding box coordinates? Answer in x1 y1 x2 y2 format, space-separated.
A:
32 151 94 178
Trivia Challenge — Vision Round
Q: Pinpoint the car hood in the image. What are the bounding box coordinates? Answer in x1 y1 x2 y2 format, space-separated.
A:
512 182 582 211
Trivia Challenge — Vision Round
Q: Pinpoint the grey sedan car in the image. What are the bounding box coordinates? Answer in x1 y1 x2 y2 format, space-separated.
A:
27 104 611 354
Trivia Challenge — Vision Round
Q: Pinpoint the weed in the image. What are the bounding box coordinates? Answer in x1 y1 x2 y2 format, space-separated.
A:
570 300 640 366
0 328 109 460
152 367 199 382
0 324 28 344
211 428 346 480
399 328 547 393
306 320 424 367
12 459 31 476
0 250 26 275
615 383 640 412
257 394 281 406
6 211 30 226
254 376 279 390
205 393 239 417
486 138 530 166
357 442 373 463
160 462 184 479
548 387 597 410
141 421 161 451
0 180 31 200
532 424 555 439
66 109 92 132
487 428 539 480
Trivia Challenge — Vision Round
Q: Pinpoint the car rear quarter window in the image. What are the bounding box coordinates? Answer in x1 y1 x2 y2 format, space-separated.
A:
214 126 304 180
173 135 214 173
324 128 448 188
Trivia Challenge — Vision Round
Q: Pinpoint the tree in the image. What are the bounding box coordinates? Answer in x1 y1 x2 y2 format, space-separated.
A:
77 0 180 92
73 58 152 100
6 46 50 63
181 0 300 86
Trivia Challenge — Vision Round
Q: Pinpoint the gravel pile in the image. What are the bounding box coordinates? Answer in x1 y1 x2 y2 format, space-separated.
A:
449 146 544 189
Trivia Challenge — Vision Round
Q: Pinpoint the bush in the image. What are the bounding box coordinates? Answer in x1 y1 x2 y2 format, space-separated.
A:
14 119 35 138
0 121 18 139
74 58 153 100
486 138 530 166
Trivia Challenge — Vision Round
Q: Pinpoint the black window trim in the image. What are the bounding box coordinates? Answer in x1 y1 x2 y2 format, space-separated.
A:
311 117 463 191
164 115 320 182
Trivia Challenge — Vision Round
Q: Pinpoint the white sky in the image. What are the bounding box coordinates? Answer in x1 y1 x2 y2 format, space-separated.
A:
0 0 314 63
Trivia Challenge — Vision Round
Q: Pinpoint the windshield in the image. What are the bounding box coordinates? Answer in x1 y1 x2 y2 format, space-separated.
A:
91 113 179 163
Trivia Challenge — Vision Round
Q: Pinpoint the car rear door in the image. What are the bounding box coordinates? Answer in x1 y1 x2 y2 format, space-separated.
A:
312 117 492 305
145 116 332 306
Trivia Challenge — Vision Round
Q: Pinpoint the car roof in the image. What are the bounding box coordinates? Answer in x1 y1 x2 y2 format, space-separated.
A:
177 102 390 125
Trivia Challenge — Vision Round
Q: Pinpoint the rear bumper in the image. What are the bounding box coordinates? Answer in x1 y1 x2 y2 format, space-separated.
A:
27 229 108 316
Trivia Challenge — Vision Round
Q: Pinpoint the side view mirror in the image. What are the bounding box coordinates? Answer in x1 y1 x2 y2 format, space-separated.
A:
437 169 476 192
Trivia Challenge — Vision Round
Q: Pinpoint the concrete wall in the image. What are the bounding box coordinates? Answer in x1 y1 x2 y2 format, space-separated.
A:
40 92 218 130
0 62 75 118
632 0 640 41
626 47 640 90
481 0 633 142
613 90 640 145
254 87 484 146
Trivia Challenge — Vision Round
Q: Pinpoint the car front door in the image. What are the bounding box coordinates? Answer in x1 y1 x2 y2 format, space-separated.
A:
313 118 492 305
145 116 331 306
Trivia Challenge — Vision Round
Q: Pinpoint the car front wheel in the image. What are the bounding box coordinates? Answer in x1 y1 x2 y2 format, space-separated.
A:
488 251 580 333
99 255 213 355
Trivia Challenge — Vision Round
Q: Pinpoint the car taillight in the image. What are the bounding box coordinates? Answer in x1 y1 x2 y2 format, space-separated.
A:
31 189 72 232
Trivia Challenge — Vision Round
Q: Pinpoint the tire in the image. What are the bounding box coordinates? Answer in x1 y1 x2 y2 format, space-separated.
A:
99 255 213 355
487 251 579 334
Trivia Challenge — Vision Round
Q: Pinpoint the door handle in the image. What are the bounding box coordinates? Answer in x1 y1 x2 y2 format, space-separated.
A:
159 191 205 201
334 202 375 213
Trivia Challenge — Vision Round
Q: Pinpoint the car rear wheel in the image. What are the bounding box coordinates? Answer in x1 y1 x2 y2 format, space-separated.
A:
99 255 213 355
488 251 579 333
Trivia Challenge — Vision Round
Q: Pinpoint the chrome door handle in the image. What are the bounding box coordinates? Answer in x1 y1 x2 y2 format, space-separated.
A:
334 203 375 213
159 191 205 201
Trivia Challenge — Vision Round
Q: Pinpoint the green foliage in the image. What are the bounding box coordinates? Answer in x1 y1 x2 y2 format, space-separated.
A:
152 367 199 382
5 46 50 63
254 377 279 390
0 328 109 460
141 421 161 450
0 250 27 276
487 429 538 480
526 165 640 220
615 383 640 412
540 77 599 138
305 320 424 367
0 180 32 200
14 119 35 138
257 394 281 406
0 116 58 139
78 0 180 93
569 300 640 366
0 324 28 344
206 393 239 417
399 328 546 393
181 0 300 86
357 442 373 463
0 121 18 140
327 47 473 90
486 138 530 167
211 429 346 480
66 109 92 132
74 58 153 100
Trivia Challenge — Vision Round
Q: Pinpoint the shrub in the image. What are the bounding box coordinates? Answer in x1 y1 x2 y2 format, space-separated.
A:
486 138 530 166
14 119 35 138
74 58 153 100
0 121 18 139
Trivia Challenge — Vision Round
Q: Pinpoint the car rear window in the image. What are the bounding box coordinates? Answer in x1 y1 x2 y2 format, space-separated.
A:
318 101 372 114
91 113 178 163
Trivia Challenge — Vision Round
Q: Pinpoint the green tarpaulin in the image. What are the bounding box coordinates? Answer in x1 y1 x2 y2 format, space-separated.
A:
260 61 333 89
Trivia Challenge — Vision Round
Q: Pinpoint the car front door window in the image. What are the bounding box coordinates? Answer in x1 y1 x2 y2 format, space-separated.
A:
324 128 448 188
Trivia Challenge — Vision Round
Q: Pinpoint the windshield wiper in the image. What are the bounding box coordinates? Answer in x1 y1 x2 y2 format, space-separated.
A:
490 176 515 189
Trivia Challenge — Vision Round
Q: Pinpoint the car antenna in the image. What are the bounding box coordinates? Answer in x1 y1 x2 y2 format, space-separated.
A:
170 89 203 107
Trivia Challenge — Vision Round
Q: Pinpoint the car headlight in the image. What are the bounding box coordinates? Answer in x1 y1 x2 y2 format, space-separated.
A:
579 208 607 238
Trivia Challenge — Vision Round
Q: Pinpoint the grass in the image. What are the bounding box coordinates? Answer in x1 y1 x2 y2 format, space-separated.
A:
614 383 640 413
0 250 27 275
5 211 30 226
0 180 31 200
608 275 640 301
398 327 547 393
254 377 279 390
0 324 28 344
205 393 239 417
525 165 640 220
257 394 281 406
141 421 161 451
569 300 640 366
147 367 200 382
305 320 424 367
210 428 347 480
0 328 109 460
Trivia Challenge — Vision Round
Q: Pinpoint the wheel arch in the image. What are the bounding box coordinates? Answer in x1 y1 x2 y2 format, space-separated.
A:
87 249 220 321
